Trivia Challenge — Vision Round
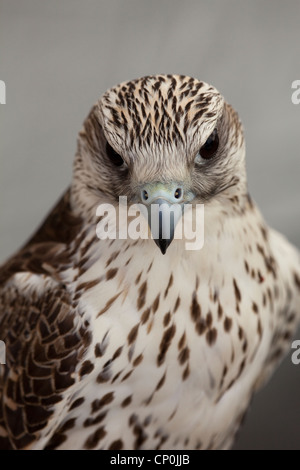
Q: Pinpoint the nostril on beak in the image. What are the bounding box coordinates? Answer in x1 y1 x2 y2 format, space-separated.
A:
142 190 149 202
174 188 183 200
140 184 187 205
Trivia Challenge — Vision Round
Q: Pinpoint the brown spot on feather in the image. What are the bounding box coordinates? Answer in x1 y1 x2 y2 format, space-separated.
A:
164 274 173 298
182 365 190 380
152 294 160 313
133 354 143 367
137 281 147 310
206 328 217 346
178 346 189 364
141 308 151 324
163 311 171 327
217 303 223 319
96 368 112 383
84 426 106 449
109 439 123 450
79 360 94 378
127 324 139 344
252 302 258 314
91 392 114 414
195 318 206 335
97 292 121 317
155 372 166 390
233 279 241 302
106 251 120 268
83 411 107 427
157 324 176 366
190 292 201 322
224 317 232 332
121 395 132 407
173 296 180 312
69 397 85 410
135 271 142 285
106 268 118 280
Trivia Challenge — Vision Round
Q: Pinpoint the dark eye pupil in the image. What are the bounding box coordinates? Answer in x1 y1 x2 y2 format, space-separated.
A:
106 142 124 166
199 130 219 160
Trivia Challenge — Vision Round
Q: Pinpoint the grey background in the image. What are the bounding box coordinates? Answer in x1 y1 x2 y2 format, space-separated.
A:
0 0 300 449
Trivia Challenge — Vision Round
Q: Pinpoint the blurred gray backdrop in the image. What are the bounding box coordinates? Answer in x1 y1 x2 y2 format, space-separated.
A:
0 0 300 449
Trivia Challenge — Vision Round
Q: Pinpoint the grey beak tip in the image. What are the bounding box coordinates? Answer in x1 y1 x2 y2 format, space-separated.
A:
154 238 171 255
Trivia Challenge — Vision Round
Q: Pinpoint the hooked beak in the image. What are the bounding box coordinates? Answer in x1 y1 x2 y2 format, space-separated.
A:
149 198 182 254
139 183 194 254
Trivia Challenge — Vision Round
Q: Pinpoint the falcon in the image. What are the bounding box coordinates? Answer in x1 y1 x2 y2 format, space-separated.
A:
0 74 299 450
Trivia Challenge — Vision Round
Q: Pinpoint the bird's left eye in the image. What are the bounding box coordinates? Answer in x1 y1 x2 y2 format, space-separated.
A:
106 142 124 167
195 129 219 163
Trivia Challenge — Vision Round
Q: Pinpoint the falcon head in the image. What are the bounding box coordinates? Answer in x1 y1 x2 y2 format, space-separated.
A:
71 75 246 254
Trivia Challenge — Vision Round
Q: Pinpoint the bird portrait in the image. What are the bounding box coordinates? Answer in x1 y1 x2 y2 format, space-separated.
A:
0 74 299 450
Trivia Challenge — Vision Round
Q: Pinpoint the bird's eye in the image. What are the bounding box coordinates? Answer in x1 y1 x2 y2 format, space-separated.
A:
106 142 124 167
196 129 219 162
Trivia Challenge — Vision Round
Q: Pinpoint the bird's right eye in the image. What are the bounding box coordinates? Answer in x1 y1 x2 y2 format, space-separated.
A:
195 128 219 164
106 142 124 167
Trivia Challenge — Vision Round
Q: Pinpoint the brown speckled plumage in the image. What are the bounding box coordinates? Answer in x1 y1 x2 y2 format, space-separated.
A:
0 75 300 450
